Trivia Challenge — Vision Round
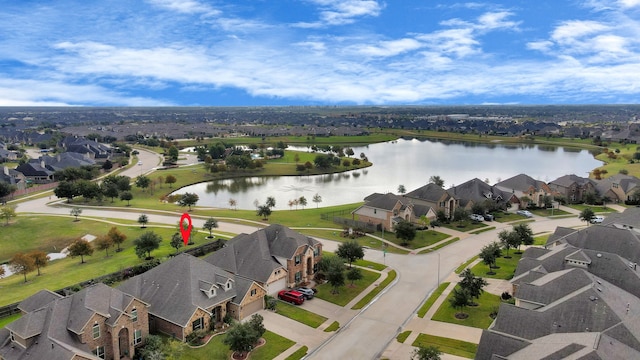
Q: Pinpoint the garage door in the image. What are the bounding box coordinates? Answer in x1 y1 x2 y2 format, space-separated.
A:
242 298 264 317
268 277 287 295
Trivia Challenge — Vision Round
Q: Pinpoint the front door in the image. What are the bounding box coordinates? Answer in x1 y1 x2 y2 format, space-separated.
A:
118 328 129 358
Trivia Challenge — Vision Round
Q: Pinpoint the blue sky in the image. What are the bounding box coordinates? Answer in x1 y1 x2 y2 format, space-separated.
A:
1 0 639 106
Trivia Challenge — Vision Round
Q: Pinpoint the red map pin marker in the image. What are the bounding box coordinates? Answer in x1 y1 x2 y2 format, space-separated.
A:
180 213 192 246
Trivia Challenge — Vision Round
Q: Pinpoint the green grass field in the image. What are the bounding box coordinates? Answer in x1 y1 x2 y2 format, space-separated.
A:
470 252 523 280
352 270 396 310
417 282 450 318
180 330 294 360
412 334 478 359
274 301 328 328
315 267 381 306
431 287 501 329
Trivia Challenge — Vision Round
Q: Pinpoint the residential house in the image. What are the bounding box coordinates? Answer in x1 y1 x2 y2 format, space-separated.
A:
0 283 149 360
118 253 265 341
495 173 553 208
14 161 55 184
39 153 96 172
447 178 516 212
595 173 640 203
477 209 640 359
403 183 458 219
0 148 17 162
60 137 112 160
548 174 597 203
353 192 435 231
0 166 26 191
205 224 322 295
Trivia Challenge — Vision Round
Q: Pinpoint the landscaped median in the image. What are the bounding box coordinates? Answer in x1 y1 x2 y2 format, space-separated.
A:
273 302 328 328
180 330 295 360
412 334 478 359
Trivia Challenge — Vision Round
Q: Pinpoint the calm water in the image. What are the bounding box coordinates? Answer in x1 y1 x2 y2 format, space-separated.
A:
175 138 602 209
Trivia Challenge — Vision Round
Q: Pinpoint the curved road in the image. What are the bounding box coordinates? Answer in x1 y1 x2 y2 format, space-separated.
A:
12 151 586 359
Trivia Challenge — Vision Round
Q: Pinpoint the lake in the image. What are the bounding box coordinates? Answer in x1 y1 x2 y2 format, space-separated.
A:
175 138 602 210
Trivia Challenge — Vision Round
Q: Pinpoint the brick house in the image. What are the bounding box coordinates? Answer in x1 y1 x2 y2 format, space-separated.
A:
205 224 323 294
403 183 458 219
495 173 553 208
548 174 597 203
118 253 265 341
352 192 435 231
0 284 149 360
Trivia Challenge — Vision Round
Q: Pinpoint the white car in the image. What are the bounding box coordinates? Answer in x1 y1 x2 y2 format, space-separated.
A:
590 215 604 224
469 214 484 222
516 210 533 218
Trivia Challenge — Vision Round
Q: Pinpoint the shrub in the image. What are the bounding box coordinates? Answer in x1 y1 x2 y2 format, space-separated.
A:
186 329 208 346
264 295 277 311
501 291 512 300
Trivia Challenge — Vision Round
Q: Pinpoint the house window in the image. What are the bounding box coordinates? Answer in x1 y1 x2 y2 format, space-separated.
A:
439 202 445 207
613 183 619 188
131 308 138 322
93 346 105 359
295 271 302 282
92 323 100 339
250 289 257 296
313 263 318 273
226 282 232 289
295 255 301 265
373 209 376 214
134 329 142 345
9 332 14 342
192 317 204 331
313 246 320 256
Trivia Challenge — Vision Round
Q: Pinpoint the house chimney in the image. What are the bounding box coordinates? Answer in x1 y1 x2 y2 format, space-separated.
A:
3 166 8 176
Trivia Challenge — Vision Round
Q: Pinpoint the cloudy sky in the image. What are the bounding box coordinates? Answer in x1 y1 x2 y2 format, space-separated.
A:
1 0 639 106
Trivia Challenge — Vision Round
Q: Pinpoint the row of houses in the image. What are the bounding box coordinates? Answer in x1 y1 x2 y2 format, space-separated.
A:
476 207 640 359
353 173 640 231
0 224 322 360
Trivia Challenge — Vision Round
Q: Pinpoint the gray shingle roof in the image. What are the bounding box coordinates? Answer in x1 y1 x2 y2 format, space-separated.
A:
515 268 592 306
475 330 530 360
404 183 452 202
496 173 546 193
118 253 236 327
549 174 595 188
601 206 640 229
17 289 63 313
447 178 512 207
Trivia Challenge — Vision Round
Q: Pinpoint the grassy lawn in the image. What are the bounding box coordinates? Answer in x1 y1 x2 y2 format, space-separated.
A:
534 234 550 246
470 253 523 280
315 267 381 306
470 226 495 234
181 330 294 360
417 282 449 318
441 220 488 232
353 258 387 271
455 256 479 274
285 346 308 360
323 321 339 332
383 229 449 249
298 229 409 254
0 217 220 306
352 270 397 310
412 334 478 359
274 301 328 328
418 237 459 254
566 204 618 213
529 208 571 217
492 212 525 223
0 313 20 328
396 330 411 343
432 286 501 329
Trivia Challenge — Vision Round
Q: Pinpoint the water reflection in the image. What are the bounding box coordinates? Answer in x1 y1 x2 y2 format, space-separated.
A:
176 138 602 209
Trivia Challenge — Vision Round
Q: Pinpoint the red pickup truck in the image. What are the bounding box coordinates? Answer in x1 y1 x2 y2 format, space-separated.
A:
277 290 305 305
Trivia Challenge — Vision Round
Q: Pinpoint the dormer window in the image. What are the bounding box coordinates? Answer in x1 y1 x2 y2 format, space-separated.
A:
131 308 138 322
226 281 232 290
92 323 100 339
295 255 301 265
9 331 14 342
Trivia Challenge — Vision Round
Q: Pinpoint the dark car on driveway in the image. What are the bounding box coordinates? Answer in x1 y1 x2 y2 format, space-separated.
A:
278 290 305 305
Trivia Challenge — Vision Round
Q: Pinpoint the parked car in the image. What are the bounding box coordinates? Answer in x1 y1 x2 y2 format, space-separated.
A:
296 287 315 299
516 210 533 218
483 213 494 221
469 214 484 222
590 215 604 224
278 290 305 305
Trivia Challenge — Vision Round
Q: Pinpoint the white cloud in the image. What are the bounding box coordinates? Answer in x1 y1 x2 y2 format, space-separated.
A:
145 0 220 15
350 38 423 57
294 0 384 27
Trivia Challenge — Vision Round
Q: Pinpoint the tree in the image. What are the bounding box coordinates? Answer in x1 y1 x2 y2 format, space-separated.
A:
68 239 94 264
170 232 184 254
138 214 149 228
223 319 261 356
395 220 416 245
107 226 127 252
397 184 406 194
448 287 471 317
458 269 488 304
0 181 16 200
318 255 346 294
312 193 322 208
120 191 133 205
165 174 177 188
228 198 237 210
296 196 306 209
135 176 151 192
178 192 199 211
28 251 49 276
11 253 35 283
203 217 218 238
139 334 165 360
0 205 16 225
248 313 266 339
94 235 113 257
103 182 120 202
336 240 364 268
257 205 272 220
168 145 179 162
584 191 598 205
519 196 531 209
412 345 442 360
346 267 363 286
70 207 82 221
134 231 162 259
54 180 79 203
580 207 596 225
498 229 518 258
452 208 469 222
266 196 276 209
429 175 445 187
480 243 498 275
512 223 534 251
